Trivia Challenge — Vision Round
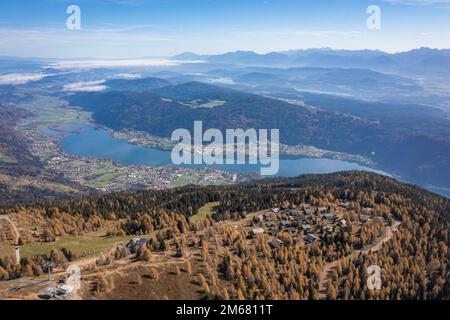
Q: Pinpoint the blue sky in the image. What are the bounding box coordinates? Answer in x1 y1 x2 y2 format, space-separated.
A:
0 0 449 58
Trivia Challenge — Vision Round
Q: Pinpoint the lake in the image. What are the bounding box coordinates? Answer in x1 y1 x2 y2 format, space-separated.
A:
60 127 389 177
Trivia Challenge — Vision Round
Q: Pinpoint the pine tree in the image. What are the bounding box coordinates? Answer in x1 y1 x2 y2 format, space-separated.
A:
221 288 230 300
327 279 337 300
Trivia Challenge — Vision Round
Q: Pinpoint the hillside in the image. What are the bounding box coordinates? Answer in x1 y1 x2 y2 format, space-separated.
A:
0 172 449 300
67 81 378 148
103 77 172 92
0 105 92 205
224 66 421 93
0 104 40 175
66 80 450 188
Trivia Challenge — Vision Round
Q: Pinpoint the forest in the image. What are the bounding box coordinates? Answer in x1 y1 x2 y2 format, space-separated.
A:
0 172 449 300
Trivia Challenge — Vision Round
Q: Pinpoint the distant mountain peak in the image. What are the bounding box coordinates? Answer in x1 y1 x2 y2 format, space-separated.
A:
171 52 207 61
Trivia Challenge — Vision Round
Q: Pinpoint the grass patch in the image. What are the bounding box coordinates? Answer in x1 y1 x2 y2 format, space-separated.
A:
0 153 17 164
16 95 92 134
20 232 154 259
192 202 220 222
169 175 199 188
181 99 226 109
83 164 121 188
88 172 119 186
31 181 79 193
198 100 226 109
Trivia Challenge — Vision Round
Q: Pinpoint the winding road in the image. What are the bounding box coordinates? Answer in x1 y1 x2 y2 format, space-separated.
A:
317 220 401 299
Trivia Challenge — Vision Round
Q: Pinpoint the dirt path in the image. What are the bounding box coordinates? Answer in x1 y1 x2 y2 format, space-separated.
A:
68 245 197 300
317 220 401 299
0 215 20 244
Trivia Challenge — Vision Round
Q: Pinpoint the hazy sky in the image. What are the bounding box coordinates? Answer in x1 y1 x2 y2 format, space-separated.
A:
1 0 450 58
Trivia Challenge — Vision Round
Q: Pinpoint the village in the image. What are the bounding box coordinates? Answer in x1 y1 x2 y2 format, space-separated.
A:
245 201 377 250
118 199 382 270
14 111 242 193
117 199 381 260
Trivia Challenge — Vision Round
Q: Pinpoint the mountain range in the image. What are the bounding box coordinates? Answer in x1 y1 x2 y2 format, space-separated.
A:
172 47 450 74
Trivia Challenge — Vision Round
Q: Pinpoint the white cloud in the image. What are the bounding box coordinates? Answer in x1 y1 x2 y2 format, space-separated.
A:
0 73 48 85
64 80 108 92
0 26 178 59
110 73 142 80
207 77 235 85
269 30 367 37
47 59 203 70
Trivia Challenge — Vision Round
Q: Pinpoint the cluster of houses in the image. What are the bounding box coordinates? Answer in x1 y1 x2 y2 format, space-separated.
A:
250 201 373 250
114 203 376 256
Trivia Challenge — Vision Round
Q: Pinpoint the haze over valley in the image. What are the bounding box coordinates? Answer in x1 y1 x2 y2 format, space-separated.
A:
1 0 450 303
1 48 450 199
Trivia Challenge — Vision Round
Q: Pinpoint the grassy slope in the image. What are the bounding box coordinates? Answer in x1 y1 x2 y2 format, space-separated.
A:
20 232 153 258
191 202 220 222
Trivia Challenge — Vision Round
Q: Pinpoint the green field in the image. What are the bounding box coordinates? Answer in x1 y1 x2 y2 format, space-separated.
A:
169 175 200 188
181 99 226 109
170 175 230 188
198 100 226 109
20 232 154 258
30 180 80 193
17 95 92 134
84 165 120 187
192 202 220 222
0 153 17 164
